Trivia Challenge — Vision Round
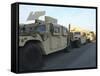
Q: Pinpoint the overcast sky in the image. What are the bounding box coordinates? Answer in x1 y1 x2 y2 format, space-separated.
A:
19 4 96 32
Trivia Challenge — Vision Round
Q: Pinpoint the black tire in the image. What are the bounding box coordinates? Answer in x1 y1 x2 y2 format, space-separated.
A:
71 40 81 48
19 42 43 72
86 39 91 43
63 45 71 53
75 40 81 48
64 47 70 53
63 38 72 53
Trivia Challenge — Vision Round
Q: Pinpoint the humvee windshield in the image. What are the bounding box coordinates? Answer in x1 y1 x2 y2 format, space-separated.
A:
19 24 46 36
36 24 46 33
74 32 80 35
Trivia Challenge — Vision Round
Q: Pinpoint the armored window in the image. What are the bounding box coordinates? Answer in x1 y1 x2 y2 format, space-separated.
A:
62 27 68 35
63 28 66 32
52 25 60 35
54 27 60 33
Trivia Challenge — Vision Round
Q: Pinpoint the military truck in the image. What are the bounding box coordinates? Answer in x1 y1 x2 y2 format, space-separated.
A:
70 25 87 47
19 11 69 70
86 31 96 42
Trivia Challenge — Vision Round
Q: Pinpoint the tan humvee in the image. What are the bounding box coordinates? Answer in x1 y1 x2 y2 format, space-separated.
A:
86 31 96 42
19 11 69 69
70 25 87 47
19 11 69 55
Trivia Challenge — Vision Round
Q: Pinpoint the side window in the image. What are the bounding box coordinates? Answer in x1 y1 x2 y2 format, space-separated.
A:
62 27 68 35
51 25 60 35
64 27 68 33
54 26 60 33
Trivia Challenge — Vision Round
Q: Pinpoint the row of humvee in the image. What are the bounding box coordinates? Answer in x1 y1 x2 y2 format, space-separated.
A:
19 11 96 70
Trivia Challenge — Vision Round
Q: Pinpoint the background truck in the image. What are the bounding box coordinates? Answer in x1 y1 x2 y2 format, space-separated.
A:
69 25 87 48
19 11 69 70
86 31 96 42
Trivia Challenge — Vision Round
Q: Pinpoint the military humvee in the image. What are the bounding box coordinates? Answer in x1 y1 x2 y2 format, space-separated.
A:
19 11 69 70
86 31 95 42
70 25 87 47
